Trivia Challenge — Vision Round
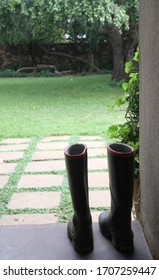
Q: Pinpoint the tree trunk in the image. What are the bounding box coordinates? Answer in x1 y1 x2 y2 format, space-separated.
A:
124 18 138 62
28 43 37 66
111 33 125 80
99 23 125 80
88 52 95 73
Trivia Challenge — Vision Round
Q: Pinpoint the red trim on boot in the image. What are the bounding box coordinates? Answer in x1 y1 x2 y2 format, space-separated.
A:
108 143 135 157
64 143 87 159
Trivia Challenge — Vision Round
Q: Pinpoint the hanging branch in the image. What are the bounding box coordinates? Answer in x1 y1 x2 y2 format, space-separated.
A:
37 44 101 73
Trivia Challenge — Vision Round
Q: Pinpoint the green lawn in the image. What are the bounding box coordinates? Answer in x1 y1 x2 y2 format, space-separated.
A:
0 74 125 138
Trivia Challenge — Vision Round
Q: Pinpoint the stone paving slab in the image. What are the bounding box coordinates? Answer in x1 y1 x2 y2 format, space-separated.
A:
17 174 64 188
89 190 110 208
1 138 31 144
25 160 65 173
88 158 108 170
0 175 9 189
0 213 58 226
7 191 61 209
91 211 102 222
88 172 109 187
0 151 24 161
0 163 17 174
26 158 107 173
42 136 70 142
0 212 104 225
37 142 69 151
80 141 106 148
88 148 107 157
79 136 103 141
91 211 135 223
32 150 64 161
32 148 107 160
0 144 28 152
0 212 134 226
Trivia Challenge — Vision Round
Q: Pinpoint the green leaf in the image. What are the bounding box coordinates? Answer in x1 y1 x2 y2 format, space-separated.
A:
107 105 114 110
122 82 129 91
125 61 132 74
124 93 129 99
115 97 125 107
133 50 139 62
129 72 137 78
108 125 118 134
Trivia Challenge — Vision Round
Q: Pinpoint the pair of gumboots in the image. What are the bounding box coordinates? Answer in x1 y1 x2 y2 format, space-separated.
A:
64 142 135 253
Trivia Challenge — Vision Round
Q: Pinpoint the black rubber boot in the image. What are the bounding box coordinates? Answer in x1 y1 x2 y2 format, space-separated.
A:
99 143 135 252
64 143 93 253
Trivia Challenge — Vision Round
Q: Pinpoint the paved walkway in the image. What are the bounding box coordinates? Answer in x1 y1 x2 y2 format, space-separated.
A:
0 135 110 226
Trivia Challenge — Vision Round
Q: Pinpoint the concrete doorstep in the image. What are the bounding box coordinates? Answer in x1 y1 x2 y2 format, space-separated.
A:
0 222 152 260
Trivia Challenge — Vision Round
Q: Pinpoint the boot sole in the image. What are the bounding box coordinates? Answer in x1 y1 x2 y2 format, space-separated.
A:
99 222 134 252
68 231 94 253
112 238 134 252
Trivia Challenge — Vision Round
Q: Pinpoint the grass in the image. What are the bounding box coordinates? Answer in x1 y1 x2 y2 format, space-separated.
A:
0 74 125 138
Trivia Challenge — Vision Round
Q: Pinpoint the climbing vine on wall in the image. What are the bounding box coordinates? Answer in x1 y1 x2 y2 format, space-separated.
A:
108 47 139 177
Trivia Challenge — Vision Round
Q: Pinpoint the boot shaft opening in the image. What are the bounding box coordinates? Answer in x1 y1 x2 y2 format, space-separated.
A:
64 143 87 158
108 143 134 157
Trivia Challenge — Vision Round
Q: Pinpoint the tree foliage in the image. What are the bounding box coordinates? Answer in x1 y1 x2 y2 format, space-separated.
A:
0 0 139 45
60 0 132 48
0 0 139 79
0 0 64 44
